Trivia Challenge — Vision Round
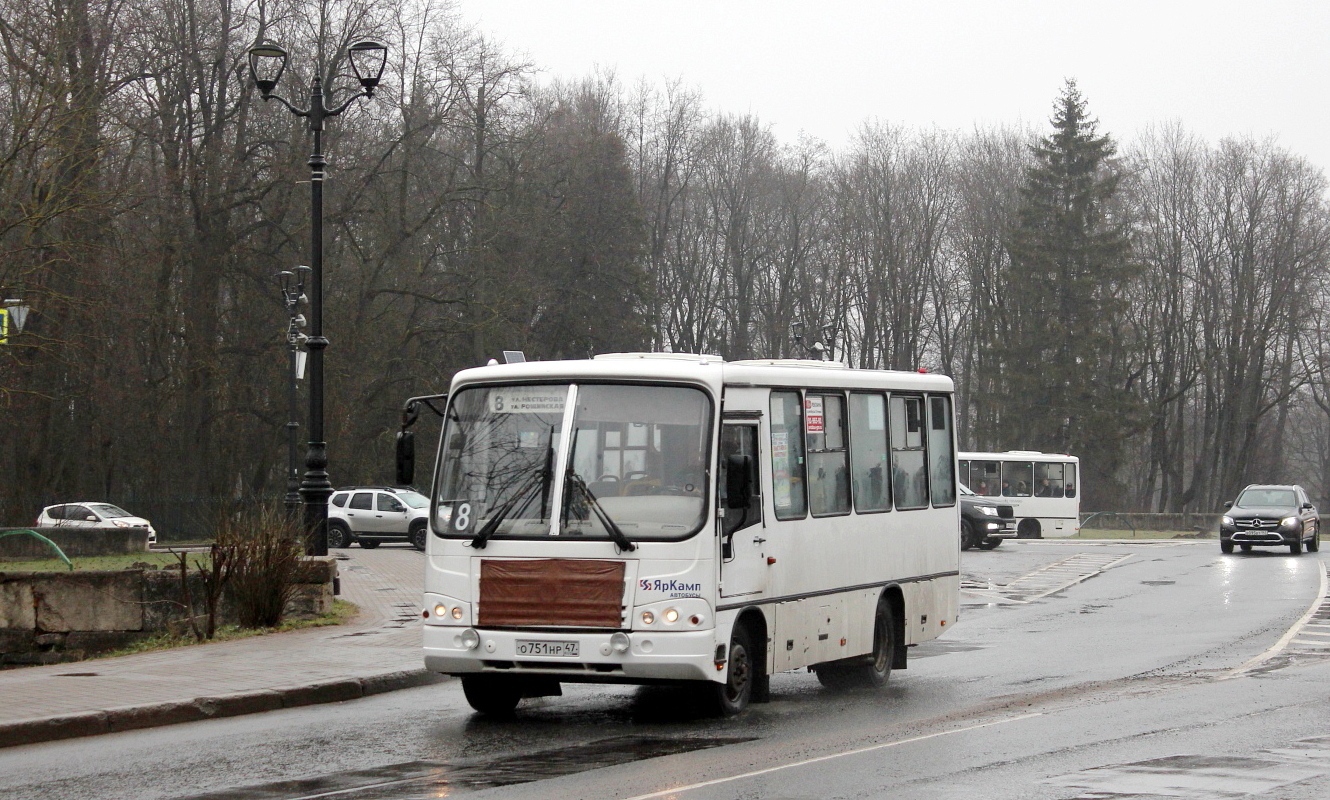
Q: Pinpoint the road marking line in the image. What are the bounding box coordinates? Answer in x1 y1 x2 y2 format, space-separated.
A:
1229 559 1329 676
619 713 1043 800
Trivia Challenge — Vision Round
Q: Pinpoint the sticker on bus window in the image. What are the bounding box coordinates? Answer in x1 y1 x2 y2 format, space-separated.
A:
805 396 824 434
490 389 564 414
772 431 791 509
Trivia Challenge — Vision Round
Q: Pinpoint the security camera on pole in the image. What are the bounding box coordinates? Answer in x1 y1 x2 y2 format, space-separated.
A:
278 267 311 519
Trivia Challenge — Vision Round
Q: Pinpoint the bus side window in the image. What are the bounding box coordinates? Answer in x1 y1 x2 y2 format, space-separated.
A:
849 393 890 513
807 394 850 517
720 425 761 536
1035 462 1063 497
928 396 955 506
770 391 807 520
890 396 928 510
1065 464 1077 498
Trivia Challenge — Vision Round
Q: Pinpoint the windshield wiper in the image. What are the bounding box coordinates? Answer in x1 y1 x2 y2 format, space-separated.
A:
470 427 557 549
469 468 548 549
565 469 636 552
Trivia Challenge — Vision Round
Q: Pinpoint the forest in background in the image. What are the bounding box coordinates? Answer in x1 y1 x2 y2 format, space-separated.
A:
4 0 1330 536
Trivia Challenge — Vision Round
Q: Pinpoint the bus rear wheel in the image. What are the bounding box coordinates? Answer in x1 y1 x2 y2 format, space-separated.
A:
1017 519 1041 539
816 597 895 690
713 624 755 716
462 675 522 715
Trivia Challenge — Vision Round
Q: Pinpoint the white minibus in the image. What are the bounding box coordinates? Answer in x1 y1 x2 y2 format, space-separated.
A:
958 450 1081 538
415 354 961 715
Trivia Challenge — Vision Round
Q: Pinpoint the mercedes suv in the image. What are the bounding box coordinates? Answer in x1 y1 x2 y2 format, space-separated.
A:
1221 484 1320 555
328 486 431 551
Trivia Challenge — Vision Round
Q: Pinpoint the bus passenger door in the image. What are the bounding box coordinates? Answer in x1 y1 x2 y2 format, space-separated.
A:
719 422 767 598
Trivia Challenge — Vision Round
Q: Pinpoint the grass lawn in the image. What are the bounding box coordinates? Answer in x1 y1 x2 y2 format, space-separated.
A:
0 551 201 572
97 598 361 658
1072 528 1214 539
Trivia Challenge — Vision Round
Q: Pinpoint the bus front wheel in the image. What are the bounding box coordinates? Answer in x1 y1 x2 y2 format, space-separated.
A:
462 675 522 715
713 624 755 716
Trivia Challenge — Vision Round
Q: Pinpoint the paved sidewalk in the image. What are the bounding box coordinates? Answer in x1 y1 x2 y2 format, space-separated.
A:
0 546 443 749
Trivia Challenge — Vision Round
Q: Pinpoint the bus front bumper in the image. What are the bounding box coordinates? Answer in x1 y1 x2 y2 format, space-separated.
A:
423 625 721 683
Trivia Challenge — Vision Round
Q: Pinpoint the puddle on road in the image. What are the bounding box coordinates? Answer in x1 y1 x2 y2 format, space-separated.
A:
180 735 752 800
1045 749 1328 798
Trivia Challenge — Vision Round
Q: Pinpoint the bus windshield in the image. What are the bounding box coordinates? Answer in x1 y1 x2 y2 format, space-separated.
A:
436 383 712 542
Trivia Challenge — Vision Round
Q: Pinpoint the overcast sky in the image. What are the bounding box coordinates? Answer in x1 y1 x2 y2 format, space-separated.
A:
453 0 1330 174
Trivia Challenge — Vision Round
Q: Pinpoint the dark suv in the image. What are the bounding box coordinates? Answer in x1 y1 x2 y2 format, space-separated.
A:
1221 484 1320 555
960 483 1017 550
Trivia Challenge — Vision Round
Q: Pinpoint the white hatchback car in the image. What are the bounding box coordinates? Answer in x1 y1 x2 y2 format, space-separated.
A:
37 502 157 545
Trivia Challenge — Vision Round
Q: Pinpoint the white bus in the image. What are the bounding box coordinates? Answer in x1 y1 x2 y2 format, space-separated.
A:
958 450 1080 538
415 354 961 715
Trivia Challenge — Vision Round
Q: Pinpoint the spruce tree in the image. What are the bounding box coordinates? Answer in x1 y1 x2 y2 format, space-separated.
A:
1000 80 1139 509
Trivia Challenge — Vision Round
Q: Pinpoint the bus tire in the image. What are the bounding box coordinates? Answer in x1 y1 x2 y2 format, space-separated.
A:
713 624 754 716
858 596 896 687
462 675 522 715
1017 519 1041 538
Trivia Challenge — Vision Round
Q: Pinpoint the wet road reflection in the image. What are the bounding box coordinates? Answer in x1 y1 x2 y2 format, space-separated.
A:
183 735 754 800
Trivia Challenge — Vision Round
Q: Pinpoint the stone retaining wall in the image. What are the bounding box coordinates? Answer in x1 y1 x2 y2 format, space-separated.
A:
0 527 151 560
0 557 336 666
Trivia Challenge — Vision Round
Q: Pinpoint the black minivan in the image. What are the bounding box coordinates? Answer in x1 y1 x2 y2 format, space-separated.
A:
1221 484 1320 555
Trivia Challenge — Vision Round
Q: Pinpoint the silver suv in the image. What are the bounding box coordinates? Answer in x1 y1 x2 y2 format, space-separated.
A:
328 487 430 551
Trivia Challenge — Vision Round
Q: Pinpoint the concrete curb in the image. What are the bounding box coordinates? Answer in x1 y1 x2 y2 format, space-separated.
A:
0 669 447 750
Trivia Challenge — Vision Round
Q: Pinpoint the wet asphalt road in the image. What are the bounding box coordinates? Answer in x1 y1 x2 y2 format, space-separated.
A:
3 540 1328 800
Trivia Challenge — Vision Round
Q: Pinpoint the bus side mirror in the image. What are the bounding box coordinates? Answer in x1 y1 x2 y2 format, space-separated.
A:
396 430 415 486
726 454 753 509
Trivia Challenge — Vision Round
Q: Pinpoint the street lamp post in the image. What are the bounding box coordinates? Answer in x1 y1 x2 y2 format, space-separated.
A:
278 267 311 519
249 40 387 555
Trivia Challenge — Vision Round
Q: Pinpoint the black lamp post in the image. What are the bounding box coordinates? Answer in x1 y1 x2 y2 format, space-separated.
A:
249 39 388 555
278 266 311 520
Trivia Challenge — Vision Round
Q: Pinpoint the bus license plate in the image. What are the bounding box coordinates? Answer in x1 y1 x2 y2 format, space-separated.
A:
515 639 579 657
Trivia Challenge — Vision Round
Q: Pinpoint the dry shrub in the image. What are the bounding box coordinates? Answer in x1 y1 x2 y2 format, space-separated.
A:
221 505 304 629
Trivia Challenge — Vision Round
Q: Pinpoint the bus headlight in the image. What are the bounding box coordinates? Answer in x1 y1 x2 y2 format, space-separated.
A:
640 611 655 625
663 608 679 624
459 628 480 650
434 604 448 618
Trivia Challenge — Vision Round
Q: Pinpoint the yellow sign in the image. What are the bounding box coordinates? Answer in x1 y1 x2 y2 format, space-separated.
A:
0 308 7 344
